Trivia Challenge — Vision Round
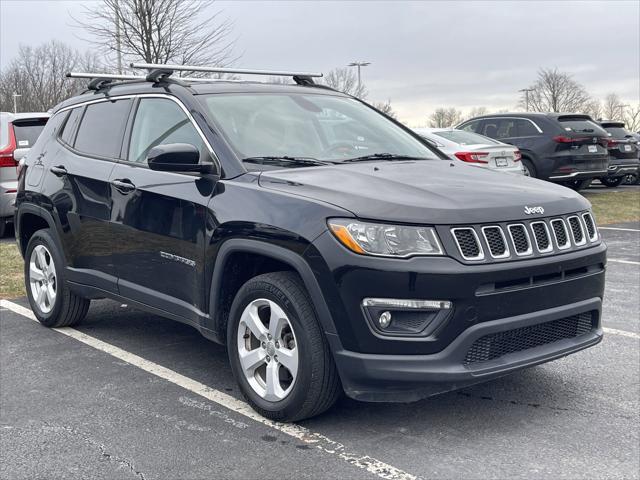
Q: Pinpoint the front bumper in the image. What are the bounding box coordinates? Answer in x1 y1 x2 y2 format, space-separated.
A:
329 298 602 402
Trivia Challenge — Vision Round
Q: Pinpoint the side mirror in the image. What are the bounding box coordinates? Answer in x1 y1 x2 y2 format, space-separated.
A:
147 143 214 173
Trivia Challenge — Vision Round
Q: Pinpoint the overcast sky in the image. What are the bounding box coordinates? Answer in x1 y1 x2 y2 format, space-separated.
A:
1 0 638 125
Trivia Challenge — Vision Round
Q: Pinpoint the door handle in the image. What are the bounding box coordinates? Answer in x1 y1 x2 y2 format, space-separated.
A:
50 165 67 176
110 178 136 193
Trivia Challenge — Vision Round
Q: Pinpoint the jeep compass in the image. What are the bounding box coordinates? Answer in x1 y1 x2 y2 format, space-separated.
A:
15 65 606 421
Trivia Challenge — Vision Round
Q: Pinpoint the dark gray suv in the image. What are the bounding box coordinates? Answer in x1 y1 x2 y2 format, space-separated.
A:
458 113 609 190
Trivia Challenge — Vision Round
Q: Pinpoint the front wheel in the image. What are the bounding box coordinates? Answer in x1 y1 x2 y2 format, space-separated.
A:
24 229 90 327
600 176 624 188
227 271 341 422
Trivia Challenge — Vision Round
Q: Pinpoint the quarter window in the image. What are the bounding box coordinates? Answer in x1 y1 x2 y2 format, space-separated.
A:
74 99 132 158
128 98 205 164
59 107 83 146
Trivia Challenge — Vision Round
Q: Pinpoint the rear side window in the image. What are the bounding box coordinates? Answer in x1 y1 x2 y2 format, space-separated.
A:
74 99 133 158
12 119 48 148
515 119 541 137
127 98 205 164
459 120 481 133
59 108 84 146
557 117 607 135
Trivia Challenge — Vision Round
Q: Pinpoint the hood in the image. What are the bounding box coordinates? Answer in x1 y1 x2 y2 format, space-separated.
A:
258 161 590 225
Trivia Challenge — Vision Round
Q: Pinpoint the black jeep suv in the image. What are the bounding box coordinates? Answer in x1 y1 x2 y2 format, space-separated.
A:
597 120 640 187
458 112 610 190
15 68 606 421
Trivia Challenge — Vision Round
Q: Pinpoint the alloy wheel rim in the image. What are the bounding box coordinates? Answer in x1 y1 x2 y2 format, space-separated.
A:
237 298 298 402
29 245 57 314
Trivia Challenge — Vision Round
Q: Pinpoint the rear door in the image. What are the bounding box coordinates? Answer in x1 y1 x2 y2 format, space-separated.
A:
109 96 217 323
41 99 133 293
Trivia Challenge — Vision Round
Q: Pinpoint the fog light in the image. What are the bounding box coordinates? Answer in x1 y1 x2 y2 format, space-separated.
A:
378 311 392 329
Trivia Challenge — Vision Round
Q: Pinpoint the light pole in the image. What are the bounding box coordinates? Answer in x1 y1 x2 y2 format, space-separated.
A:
347 61 371 92
12 92 21 113
614 104 630 121
519 88 535 112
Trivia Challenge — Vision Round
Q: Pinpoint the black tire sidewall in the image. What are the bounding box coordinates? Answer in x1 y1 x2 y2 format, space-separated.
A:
227 276 319 419
601 177 623 187
24 229 67 326
522 158 536 178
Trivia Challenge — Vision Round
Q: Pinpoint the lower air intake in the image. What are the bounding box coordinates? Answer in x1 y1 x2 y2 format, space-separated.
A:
463 312 595 365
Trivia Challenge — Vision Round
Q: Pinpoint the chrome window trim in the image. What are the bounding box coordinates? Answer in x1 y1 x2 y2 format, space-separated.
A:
451 227 485 261
54 93 220 171
481 226 510 259
529 221 553 254
471 116 544 134
507 223 533 256
550 219 571 250
567 215 587 246
581 212 598 242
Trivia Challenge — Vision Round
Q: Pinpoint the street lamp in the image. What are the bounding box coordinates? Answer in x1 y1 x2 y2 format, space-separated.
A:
12 92 21 113
347 61 371 92
519 88 535 112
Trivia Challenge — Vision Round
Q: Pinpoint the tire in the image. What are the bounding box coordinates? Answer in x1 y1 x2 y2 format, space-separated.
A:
563 178 592 191
600 176 624 188
521 158 536 178
227 271 341 422
0 219 6 238
24 229 90 327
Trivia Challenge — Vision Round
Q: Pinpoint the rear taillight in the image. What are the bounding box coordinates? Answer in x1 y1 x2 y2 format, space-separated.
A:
0 123 17 168
553 135 575 143
454 152 489 164
514 150 522 162
606 138 619 148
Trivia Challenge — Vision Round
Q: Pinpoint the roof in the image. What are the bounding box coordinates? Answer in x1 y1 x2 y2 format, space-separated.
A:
467 112 592 120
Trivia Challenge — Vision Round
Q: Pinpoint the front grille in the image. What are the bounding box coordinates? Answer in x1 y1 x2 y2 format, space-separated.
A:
452 228 483 260
508 224 532 255
482 226 508 258
582 213 597 241
568 216 585 245
551 219 570 249
530 221 552 252
463 312 596 365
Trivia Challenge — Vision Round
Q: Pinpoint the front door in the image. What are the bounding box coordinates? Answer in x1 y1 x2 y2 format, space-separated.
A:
109 96 217 323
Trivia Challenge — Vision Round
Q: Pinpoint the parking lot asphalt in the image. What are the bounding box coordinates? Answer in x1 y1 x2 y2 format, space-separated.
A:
1 228 639 479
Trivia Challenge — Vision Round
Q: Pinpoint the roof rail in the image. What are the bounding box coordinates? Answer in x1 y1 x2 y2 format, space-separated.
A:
130 62 323 79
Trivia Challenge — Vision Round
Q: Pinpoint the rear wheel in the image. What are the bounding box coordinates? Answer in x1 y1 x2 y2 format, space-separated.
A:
600 176 624 188
24 229 90 327
227 271 341 422
521 158 536 178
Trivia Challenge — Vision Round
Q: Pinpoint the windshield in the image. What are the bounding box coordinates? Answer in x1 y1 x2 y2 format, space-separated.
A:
199 93 439 167
433 130 500 146
557 117 608 135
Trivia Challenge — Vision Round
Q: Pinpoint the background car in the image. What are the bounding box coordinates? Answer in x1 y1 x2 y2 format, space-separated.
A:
597 120 639 187
457 113 610 190
0 112 50 236
413 127 524 175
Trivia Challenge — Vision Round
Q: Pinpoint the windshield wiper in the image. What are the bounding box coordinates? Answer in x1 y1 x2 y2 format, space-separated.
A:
342 153 429 163
242 156 333 167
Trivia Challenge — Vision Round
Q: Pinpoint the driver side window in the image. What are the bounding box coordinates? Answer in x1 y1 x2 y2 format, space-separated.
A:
128 98 205 164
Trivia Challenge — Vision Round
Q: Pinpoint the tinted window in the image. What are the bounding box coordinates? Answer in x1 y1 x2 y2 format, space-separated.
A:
74 99 132 158
604 127 632 139
434 130 499 145
12 119 48 148
557 117 607 135
60 108 83 145
515 119 540 136
128 98 205 164
459 120 481 133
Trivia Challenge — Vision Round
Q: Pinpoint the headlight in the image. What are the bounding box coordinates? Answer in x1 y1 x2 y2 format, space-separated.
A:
328 218 444 257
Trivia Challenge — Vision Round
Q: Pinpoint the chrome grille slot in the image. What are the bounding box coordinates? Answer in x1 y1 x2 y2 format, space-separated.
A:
481 226 509 259
451 228 484 261
530 221 553 253
582 213 597 241
568 216 586 246
507 224 532 256
550 219 571 250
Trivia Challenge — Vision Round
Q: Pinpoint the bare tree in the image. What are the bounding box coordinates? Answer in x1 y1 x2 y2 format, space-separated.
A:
429 107 463 128
74 0 237 73
601 93 625 120
467 106 488 119
522 67 591 113
623 104 640 132
0 41 102 112
371 100 397 119
322 68 368 99
583 98 603 120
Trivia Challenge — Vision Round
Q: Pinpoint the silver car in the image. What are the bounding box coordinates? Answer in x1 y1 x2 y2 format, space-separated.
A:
0 112 50 236
414 127 525 176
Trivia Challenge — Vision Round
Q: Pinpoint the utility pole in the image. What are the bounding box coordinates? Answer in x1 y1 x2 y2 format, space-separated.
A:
614 104 630 121
519 88 535 112
115 0 122 74
347 61 371 92
12 92 21 113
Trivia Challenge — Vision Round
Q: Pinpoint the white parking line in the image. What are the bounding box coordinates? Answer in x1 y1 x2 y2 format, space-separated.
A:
0 300 418 480
599 227 640 232
608 258 640 266
603 327 640 340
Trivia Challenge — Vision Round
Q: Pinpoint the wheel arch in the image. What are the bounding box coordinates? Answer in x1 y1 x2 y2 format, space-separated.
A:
15 204 57 258
208 239 338 343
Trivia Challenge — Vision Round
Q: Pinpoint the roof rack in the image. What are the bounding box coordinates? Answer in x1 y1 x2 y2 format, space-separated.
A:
130 62 323 79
